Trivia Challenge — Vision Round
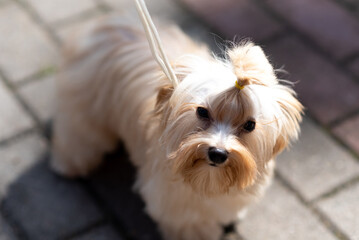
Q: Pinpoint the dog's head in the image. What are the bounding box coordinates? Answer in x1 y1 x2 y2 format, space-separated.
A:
154 43 303 196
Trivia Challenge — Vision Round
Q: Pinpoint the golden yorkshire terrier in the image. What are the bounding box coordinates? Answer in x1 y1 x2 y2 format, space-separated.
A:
51 14 303 240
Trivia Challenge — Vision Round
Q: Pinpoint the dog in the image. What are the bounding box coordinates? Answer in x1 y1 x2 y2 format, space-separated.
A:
51 14 303 240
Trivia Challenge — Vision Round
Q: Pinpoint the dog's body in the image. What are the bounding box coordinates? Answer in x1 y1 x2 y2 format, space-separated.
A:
51 15 302 240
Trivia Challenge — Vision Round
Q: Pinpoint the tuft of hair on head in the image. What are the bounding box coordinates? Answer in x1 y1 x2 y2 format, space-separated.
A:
227 42 277 88
227 41 304 156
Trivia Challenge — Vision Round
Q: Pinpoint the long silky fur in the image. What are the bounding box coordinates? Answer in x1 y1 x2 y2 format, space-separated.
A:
51 15 303 240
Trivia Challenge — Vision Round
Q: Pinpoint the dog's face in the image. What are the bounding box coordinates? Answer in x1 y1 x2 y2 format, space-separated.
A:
155 43 303 196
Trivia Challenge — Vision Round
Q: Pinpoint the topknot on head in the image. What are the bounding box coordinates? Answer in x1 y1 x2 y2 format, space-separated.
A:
227 42 277 89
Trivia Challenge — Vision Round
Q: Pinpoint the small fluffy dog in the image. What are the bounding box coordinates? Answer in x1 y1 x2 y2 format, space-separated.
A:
51 15 303 240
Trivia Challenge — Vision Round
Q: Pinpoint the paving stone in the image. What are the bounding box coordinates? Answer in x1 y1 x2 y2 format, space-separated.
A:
56 14 105 43
0 133 47 197
266 0 359 59
18 76 55 122
181 0 283 42
27 0 97 24
266 36 359 124
0 216 16 240
0 3 58 82
0 0 9 7
180 19 220 54
340 0 359 6
2 160 104 240
70 224 123 240
103 0 189 24
56 5 210 49
147 0 194 23
276 118 359 201
333 114 359 155
317 181 359 240
98 0 133 12
349 57 359 78
88 146 163 240
238 180 336 240
0 80 33 141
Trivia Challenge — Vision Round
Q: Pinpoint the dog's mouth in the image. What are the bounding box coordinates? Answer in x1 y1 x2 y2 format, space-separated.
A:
207 160 226 167
193 159 221 167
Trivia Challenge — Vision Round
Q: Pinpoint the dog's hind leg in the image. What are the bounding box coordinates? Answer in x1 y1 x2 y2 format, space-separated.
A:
50 106 117 177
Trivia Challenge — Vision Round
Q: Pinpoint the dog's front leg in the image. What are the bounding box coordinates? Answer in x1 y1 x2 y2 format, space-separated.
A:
139 188 222 239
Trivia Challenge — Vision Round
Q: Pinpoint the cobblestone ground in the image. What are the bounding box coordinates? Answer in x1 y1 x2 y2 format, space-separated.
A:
0 0 358 239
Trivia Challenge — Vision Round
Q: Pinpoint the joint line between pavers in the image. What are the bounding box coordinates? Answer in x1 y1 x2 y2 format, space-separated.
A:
59 219 108 240
0 127 39 147
339 52 359 85
0 69 49 140
329 109 359 129
330 0 359 18
93 0 113 13
0 203 30 240
175 0 245 52
14 66 57 88
275 170 351 240
258 28 291 46
76 179 134 240
302 113 359 163
340 51 359 66
13 0 61 47
50 7 105 30
312 175 359 204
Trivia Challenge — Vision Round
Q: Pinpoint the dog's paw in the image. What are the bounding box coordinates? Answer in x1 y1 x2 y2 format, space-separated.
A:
49 153 86 178
221 232 243 240
161 221 222 240
222 222 242 240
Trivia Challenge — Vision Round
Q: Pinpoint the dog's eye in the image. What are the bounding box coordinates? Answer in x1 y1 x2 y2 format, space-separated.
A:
196 107 210 120
243 120 256 132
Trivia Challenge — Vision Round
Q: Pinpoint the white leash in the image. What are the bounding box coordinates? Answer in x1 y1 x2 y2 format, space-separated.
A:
134 0 179 87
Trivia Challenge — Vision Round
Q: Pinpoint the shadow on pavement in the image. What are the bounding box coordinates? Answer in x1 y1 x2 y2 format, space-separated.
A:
1 144 162 240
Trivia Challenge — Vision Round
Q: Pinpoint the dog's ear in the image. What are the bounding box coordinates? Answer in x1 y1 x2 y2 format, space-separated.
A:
272 87 303 156
154 84 174 120
156 85 173 107
228 43 276 86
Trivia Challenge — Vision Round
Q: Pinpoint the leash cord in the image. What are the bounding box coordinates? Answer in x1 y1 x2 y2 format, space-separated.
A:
134 0 179 87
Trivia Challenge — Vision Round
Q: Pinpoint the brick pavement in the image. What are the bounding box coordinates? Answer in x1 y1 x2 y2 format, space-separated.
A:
0 0 358 239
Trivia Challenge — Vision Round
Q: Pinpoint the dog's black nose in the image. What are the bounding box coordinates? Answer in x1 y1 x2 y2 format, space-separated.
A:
208 147 228 164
